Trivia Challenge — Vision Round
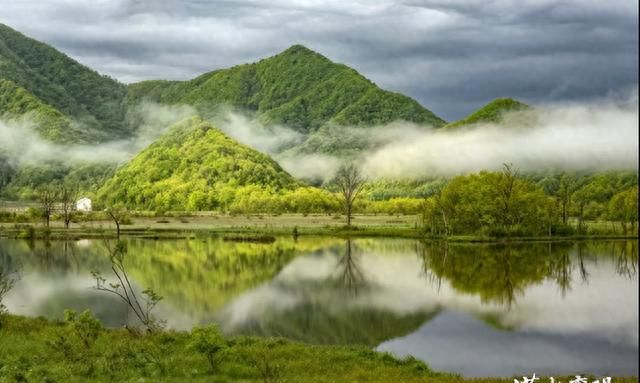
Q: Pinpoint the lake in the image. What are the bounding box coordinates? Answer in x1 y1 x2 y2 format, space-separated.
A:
1 236 637 377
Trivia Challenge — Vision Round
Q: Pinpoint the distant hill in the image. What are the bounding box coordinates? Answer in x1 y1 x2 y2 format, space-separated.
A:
127 45 446 153
98 117 299 211
444 98 529 129
0 23 129 142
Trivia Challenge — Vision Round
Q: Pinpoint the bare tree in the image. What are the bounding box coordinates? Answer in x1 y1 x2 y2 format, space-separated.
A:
92 240 164 332
39 186 58 228
60 184 79 229
338 240 364 295
333 164 365 227
105 205 128 239
0 266 19 325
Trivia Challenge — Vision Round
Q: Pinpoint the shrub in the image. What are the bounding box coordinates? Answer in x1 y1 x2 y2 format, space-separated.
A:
189 325 227 372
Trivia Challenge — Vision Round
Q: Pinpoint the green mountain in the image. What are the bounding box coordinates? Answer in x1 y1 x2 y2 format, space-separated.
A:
0 78 81 142
1 23 451 200
444 98 529 129
127 45 446 153
0 23 128 141
98 117 299 211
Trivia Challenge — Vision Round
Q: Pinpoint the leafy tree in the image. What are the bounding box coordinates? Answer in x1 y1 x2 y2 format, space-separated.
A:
608 187 639 234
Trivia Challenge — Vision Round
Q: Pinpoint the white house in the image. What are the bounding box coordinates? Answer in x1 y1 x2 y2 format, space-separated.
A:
76 197 92 212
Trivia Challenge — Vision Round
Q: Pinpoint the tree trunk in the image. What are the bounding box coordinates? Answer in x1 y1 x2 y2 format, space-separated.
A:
116 222 121 239
441 210 449 237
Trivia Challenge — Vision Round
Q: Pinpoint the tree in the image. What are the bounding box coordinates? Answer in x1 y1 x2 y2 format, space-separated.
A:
572 185 597 232
38 186 58 228
59 183 79 229
0 266 19 327
494 163 520 231
557 175 577 225
608 187 639 234
333 164 366 226
105 204 128 239
91 241 164 332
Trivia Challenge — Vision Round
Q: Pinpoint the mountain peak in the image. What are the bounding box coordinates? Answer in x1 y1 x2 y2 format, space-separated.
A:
445 97 529 128
272 44 329 63
282 44 316 54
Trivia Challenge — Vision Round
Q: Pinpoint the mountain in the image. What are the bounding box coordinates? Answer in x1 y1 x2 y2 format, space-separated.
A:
127 45 446 153
1 23 451 203
0 78 81 142
98 117 299 211
444 98 529 129
0 23 128 142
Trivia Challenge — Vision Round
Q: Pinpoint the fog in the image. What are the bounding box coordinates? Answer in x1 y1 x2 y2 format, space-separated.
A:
362 95 639 178
1 94 637 181
0 102 196 167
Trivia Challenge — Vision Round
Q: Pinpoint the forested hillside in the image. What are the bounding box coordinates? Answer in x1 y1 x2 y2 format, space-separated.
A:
98 117 301 211
0 79 80 142
0 23 128 141
127 45 446 153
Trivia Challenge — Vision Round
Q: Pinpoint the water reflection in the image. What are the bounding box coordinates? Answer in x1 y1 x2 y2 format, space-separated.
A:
419 241 638 307
337 240 365 296
1 237 637 376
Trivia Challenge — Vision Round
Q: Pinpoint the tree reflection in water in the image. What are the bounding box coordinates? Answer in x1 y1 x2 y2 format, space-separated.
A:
419 241 637 309
337 240 365 296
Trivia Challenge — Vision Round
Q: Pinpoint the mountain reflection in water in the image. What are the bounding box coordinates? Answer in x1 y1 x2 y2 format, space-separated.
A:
1 237 637 376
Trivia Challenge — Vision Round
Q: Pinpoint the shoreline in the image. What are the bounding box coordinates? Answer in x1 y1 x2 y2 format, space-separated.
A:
0 215 638 244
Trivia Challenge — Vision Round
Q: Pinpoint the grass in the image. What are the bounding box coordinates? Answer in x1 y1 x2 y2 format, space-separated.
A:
1 314 634 383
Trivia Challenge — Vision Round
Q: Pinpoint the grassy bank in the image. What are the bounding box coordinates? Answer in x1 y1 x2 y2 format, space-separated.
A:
0 314 634 383
0 213 637 242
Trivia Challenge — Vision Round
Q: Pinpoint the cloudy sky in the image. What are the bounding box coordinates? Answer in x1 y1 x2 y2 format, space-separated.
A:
0 0 637 120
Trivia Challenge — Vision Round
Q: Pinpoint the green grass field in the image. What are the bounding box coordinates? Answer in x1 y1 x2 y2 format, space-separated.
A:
0 314 634 383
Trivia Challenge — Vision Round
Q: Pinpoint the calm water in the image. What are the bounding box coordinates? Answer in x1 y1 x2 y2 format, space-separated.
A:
1 237 637 377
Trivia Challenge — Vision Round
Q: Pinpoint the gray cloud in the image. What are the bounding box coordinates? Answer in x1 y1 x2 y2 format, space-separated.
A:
0 0 637 120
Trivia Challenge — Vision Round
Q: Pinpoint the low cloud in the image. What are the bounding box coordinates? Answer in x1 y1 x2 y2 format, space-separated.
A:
215 111 304 154
362 95 639 178
0 102 196 167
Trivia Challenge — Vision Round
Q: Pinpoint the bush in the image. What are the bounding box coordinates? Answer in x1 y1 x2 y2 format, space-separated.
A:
188 325 227 372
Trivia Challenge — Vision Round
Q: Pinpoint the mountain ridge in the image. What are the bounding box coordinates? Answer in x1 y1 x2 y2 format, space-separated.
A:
126 44 446 138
